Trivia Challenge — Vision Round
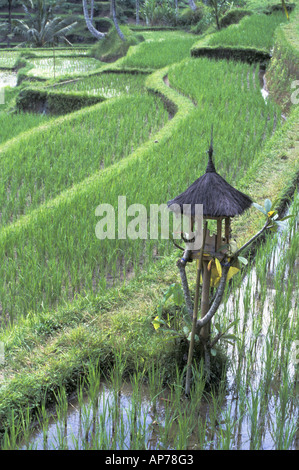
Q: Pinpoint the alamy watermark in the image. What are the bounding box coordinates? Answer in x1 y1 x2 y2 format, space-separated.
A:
95 196 203 250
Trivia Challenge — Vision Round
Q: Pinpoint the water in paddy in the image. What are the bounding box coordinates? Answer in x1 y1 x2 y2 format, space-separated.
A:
21 198 298 450
0 71 17 105
0 71 17 89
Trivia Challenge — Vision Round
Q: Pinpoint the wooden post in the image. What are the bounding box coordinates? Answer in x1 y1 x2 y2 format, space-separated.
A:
200 260 212 343
185 222 208 397
216 218 222 251
225 217 231 243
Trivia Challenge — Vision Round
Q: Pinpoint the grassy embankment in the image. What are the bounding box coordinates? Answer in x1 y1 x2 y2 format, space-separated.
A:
0 9 298 442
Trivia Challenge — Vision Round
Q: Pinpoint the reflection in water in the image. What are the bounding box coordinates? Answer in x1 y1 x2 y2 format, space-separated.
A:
25 383 165 450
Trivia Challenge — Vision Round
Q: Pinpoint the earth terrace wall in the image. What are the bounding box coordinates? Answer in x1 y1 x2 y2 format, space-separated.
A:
190 44 271 65
16 87 106 115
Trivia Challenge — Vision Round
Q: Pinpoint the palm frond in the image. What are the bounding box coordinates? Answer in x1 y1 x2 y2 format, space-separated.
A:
13 0 78 46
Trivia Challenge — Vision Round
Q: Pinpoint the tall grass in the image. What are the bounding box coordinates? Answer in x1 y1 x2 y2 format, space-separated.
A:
55 73 147 97
0 111 52 145
120 35 198 70
167 58 281 182
0 93 167 227
208 12 288 51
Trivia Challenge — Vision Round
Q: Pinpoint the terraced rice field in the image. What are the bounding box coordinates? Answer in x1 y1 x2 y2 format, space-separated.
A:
120 33 199 69
0 56 281 322
0 8 298 451
26 56 102 79
55 73 147 97
0 51 20 69
208 12 287 51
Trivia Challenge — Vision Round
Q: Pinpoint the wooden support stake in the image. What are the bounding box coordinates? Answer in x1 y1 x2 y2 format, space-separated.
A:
225 217 231 243
200 260 212 343
216 218 222 251
185 221 208 397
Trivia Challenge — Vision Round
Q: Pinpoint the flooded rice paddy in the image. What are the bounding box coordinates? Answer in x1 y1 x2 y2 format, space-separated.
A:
15 195 298 451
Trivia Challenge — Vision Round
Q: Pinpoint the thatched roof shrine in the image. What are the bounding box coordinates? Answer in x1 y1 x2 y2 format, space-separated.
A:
167 141 252 218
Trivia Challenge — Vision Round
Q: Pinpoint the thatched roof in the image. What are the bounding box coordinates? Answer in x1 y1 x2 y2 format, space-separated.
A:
167 139 252 218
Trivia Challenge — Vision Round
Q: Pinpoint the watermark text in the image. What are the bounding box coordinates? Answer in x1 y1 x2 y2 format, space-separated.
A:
95 197 203 250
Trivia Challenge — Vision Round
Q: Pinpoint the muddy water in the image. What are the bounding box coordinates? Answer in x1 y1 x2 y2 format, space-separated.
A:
24 201 298 450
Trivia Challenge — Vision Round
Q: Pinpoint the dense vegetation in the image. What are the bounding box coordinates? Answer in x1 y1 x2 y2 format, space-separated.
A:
0 0 298 451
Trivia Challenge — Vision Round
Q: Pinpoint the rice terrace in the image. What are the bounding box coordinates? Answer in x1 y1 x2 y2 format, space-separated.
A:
0 0 298 453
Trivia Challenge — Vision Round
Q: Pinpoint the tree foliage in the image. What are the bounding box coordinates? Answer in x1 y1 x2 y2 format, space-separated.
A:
13 0 77 47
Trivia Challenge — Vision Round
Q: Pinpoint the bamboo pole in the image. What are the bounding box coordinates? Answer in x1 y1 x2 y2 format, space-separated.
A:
185 221 208 397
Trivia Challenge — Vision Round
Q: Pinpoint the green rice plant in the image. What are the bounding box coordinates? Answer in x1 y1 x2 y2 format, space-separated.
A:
0 57 282 323
18 406 34 450
36 394 51 450
29 48 90 57
127 371 149 450
270 376 298 450
147 361 165 414
173 407 194 450
3 190 298 450
216 402 240 450
0 93 167 228
55 73 147 97
52 387 69 448
120 34 198 70
195 415 210 450
26 57 102 79
0 110 52 145
245 384 264 450
208 12 288 51
0 51 21 69
0 71 17 92
85 361 101 413
1 409 22 450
